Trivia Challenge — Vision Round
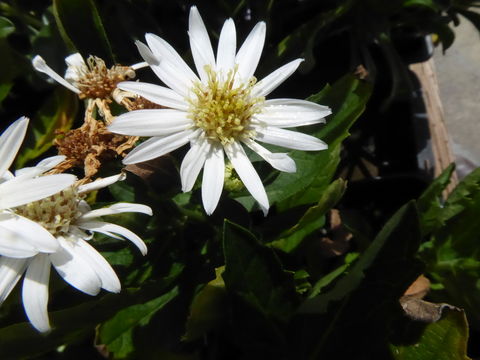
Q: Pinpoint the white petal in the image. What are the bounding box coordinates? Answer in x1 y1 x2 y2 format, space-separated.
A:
224 141 269 215
216 19 236 74
117 81 188 111
73 239 121 293
145 33 199 82
0 213 59 255
78 221 148 255
235 22 266 82
135 41 192 96
130 61 148 70
180 137 210 192
109 109 191 136
254 127 328 151
0 257 27 303
201 144 225 215
50 236 102 296
0 174 76 209
22 254 51 332
252 59 303 97
243 139 296 173
123 129 195 165
32 55 81 94
254 99 331 128
188 6 216 82
0 117 28 178
78 202 153 221
64 53 87 82
77 173 125 194
14 155 66 178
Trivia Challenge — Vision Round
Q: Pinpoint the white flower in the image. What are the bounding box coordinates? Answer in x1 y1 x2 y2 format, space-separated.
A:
0 132 152 332
108 6 331 215
1 172 152 332
32 53 148 99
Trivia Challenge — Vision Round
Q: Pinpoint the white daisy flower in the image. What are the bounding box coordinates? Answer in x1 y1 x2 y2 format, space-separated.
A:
0 161 152 331
108 6 331 215
32 53 148 99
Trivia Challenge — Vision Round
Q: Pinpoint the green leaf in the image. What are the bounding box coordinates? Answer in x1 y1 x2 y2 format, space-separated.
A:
0 17 14 38
417 163 455 235
98 287 179 359
307 252 359 299
403 0 438 10
0 290 139 359
53 0 114 62
0 82 12 107
183 267 227 342
235 74 371 212
391 309 471 360
294 202 423 358
222 220 297 320
300 201 422 313
15 88 77 168
421 168 480 326
269 178 347 253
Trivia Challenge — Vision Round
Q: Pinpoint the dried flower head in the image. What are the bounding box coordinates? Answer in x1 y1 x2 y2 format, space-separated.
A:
32 53 147 100
53 101 138 178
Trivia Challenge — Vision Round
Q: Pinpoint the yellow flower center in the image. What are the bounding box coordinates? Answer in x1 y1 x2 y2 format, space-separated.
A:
14 187 81 236
188 65 264 145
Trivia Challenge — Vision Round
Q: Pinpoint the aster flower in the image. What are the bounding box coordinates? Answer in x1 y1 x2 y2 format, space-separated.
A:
32 53 147 100
1 172 152 332
108 6 331 215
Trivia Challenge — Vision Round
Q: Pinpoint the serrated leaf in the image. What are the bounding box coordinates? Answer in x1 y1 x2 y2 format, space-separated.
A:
269 178 346 253
391 309 470 360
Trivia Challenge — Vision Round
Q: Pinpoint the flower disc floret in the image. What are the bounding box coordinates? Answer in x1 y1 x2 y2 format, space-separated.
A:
188 66 264 145
75 56 136 99
14 187 81 236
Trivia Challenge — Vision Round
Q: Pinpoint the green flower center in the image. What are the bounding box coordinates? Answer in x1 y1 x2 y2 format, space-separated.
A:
188 65 264 145
14 187 81 236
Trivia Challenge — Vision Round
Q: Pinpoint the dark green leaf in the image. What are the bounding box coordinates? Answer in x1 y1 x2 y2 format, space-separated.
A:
235 74 371 212
0 17 14 38
15 88 77 168
403 0 438 10
391 309 470 360
269 178 346 253
294 202 423 358
300 201 422 313
53 0 114 62
98 286 179 359
183 267 227 342
417 163 455 235
222 220 297 320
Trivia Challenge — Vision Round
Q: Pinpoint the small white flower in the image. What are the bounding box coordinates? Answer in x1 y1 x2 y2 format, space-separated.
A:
32 53 148 99
108 6 331 215
0 121 152 332
1 172 152 332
